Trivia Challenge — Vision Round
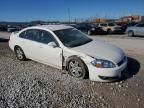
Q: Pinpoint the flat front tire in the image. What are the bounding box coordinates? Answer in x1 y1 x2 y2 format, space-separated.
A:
15 47 26 61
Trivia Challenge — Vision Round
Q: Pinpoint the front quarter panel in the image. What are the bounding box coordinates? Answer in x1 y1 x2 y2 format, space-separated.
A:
63 47 93 67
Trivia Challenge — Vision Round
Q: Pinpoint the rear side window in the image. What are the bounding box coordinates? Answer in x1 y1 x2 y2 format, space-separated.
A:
26 29 39 41
19 29 39 41
19 31 26 38
38 30 56 44
19 29 57 45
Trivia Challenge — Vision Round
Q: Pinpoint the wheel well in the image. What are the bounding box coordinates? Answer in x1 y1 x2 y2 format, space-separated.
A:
65 55 89 78
14 45 27 60
128 30 134 33
107 28 111 31
128 30 134 35
14 45 20 51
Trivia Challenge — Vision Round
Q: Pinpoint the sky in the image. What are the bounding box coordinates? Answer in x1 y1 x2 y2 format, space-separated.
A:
0 0 144 22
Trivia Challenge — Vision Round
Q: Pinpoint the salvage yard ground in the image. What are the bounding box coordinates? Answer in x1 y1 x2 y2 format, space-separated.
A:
0 32 144 108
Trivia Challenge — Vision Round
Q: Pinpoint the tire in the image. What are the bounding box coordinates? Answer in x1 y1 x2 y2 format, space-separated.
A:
87 30 91 35
14 46 26 61
128 31 134 37
107 29 112 34
67 57 88 79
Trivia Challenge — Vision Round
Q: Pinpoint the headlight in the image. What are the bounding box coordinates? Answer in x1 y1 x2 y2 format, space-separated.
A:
91 59 116 68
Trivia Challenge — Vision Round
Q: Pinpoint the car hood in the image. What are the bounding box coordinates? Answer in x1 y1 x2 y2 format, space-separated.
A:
71 40 125 63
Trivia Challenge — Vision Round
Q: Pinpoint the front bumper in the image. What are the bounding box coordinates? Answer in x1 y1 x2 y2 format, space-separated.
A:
87 59 127 82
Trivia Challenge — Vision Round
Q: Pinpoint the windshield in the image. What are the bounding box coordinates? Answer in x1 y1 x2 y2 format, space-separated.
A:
54 28 92 48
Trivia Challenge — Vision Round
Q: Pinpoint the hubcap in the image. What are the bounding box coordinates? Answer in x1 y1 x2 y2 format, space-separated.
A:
69 60 83 77
16 48 23 59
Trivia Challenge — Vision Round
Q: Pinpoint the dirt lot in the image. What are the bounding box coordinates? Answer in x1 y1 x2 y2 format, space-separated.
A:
0 32 144 108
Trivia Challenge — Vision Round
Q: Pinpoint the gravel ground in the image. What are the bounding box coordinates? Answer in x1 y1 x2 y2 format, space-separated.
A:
0 33 144 108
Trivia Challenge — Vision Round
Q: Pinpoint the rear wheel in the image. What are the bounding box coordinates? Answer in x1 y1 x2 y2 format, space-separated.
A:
128 31 134 37
15 46 26 61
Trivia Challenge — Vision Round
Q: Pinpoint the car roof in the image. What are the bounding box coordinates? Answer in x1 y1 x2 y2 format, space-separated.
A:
34 24 73 31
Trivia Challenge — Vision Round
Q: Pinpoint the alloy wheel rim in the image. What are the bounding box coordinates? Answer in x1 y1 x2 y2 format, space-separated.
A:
69 60 83 77
16 48 23 59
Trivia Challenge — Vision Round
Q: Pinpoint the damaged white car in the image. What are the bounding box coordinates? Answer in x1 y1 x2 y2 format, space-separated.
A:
9 25 127 82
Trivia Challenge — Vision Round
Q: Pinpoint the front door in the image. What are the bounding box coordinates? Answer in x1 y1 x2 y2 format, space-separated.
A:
34 29 62 69
135 23 144 36
37 43 62 69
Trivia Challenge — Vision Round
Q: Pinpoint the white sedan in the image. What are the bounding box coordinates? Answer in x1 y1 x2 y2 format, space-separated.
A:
9 25 127 82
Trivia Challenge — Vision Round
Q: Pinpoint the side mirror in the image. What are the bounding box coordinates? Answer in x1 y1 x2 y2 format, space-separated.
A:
48 42 57 48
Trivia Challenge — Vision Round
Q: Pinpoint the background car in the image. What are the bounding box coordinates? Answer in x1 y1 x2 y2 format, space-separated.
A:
126 23 144 37
71 23 107 35
7 25 19 32
0 24 7 31
118 22 138 32
97 22 123 34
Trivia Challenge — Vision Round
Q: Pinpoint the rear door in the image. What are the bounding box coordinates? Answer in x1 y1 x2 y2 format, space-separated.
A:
18 29 36 57
20 29 42 58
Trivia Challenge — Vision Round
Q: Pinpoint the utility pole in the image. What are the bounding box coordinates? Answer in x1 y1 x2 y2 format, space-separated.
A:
68 8 71 24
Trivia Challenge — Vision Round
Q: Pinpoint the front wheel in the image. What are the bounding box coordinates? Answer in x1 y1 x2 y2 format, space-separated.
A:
107 29 112 34
128 31 134 37
67 57 88 79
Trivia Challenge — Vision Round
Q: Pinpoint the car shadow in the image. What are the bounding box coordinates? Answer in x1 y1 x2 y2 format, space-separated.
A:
109 32 125 35
0 38 9 42
119 57 140 81
132 35 144 38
